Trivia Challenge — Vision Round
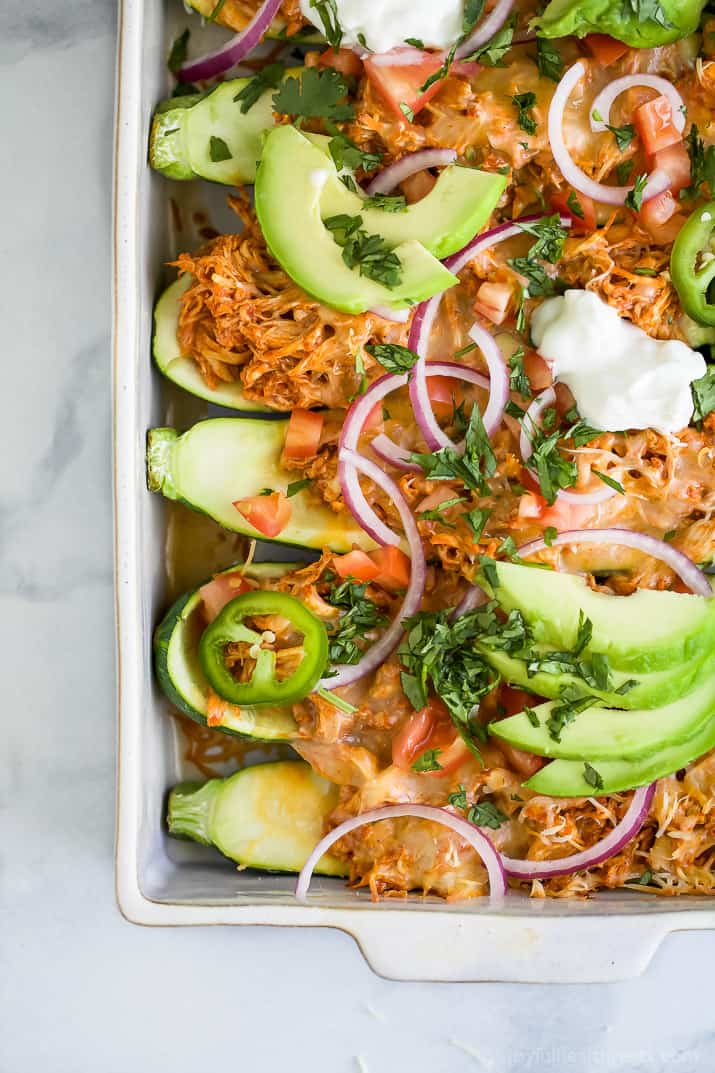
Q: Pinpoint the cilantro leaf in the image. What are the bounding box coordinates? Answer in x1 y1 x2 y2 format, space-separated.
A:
462 0 486 35
233 63 285 114
309 0 343 49
509 347 531 397
362 193 407 213
605 122 635 152
327 579 388 666
466 15 515 66
328 130 382 174
411 405 497 493
208 136 232 163
567 190 585 219
273 67 354 122
683 124 715 200
419 42 457 94
168 28 190 74
625 172 648 212
583 761 605 791
412 748 443 773
516 214 568 263
286 478 312 497
513 91 537 136
365 342 418 373
692 367 715 422
593 470 625 494
536 38 564 82
464 507 491 542
468 801 509 829
324 213 402 287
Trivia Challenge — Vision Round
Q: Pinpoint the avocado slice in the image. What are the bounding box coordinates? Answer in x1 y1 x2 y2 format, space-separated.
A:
480 646 705 711
146 420 376 553
153 561 298 739
490 667 715 762
254 125 459 314
153 276 275 411
487 562 715 673
167 762 346 875
525 711 715 797
150 79 277 185
311 134 507 261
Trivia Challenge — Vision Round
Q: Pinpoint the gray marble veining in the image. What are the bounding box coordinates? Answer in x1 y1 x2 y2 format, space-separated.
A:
2 4 715 1071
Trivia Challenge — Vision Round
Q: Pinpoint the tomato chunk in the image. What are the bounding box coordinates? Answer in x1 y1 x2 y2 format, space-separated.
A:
318 47 364 79
392 698 469 775
369 545 410 590
639 189 678 235
428 375 462 420
635 96 681 156
364 47 445 123
199 572 249 622
584 34 629 66
523 349 553 392
333 549 380 582
474 281 512 325
549 188 596 233
651 141 691 194
233 491 292 539
283 409 324 461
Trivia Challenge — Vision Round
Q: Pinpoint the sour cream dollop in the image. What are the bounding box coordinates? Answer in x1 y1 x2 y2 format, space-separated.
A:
531 290 706 435
299 0 463 54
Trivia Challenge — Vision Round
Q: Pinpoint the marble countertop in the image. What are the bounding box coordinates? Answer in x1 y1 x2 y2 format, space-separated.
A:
3 4 715 1070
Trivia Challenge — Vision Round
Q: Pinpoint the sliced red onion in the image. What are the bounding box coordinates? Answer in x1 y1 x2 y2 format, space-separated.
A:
548 61 671 207
518 528 713 597
178 0 282 82
370 433 421 472
338 456 402 546
341 372 406 452
296 803 508 899
369 46 430 68
365 149 458 196
455 0 515 61
325 448 426 688
591 76 686 136
502 784 655 879
520 388 619 506
467 323 509 438
452 583 489 618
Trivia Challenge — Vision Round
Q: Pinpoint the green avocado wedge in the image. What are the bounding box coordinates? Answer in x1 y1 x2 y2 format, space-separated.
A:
153 561 298 739
153 276 273 411
150 78 277 185
310 134 507 261
486 562 715 673
146 419 376 553
533 0 706 47
167 762 346 875
254 125 459 314
490 666 715 762
480 646 706 711
525 711 715 797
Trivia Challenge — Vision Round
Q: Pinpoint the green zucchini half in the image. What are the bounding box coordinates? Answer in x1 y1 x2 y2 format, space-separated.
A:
146 418 375 553
154 561 298 739
153 276 272 411
167 761 346 875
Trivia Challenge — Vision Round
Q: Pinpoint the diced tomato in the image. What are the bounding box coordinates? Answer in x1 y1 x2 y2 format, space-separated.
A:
498 741 546 778
641 210 687 246
199 572 249 622
369 545 410 590
428 375 462 420
499 685 544 717
651 141 691 194
318 47 364 79
400 169 437 204
333 549 380 582
639 189 678 235
392 698 469 775
549 188 596 234
233 491 292 539
584 34 629 66
364 48 445 123
474 281 512 325
283 409 324 461
517 489 592 530
634 96 682 156
362 402 384 433
522 349 553 392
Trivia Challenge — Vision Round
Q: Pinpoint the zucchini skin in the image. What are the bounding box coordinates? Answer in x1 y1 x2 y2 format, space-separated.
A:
153 590 214 727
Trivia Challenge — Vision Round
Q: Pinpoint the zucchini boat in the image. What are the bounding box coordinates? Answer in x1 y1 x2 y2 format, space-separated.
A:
167 761 346 875
153 276 272 411
146 418 376 552
154 561 298 739
150 77 277 185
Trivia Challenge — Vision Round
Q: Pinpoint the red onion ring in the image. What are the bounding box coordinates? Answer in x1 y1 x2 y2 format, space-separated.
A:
370 433 420 472
518 528 713 597
468 323 509 438
337 457 402 546
368 46 430 67
452 583 489 618
455 0 515 61
178 0 282 82
548 61 671 207
502 784 655 879
296 803 508 899
520 388 618 506
324 448 426 688
591 76 686 137
365 149 458 196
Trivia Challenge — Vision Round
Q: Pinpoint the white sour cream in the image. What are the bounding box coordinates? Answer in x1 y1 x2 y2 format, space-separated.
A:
531 290 706 435
299 0 463 54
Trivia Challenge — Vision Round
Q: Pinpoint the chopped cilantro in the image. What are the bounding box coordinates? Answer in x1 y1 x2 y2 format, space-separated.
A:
324 213 402 287
448 785 469 810
692 367 715 422
524 705 540 728
412 748 443 773
273 67 354 122
567 190 585 219
351 350 368 397
309 0 343 49
411 406 497 493
468 800 508 829
513 91 537 136
417 496 466 525
316 687 358 713
258 487 274 496
327 579 388 666
633 868 654 886
404 37 425 49
399 102 415 122
208 136 232 163
616 159 634 185
464 507 491 542
683 124 715 199
536 37 564 81
328 131 382 173
593 470 625 494
233 63 285 114
419 42 457 94
509 347 531 397
286 478 312 497
604 122 636 152
633 266 659 277
621 0 672 31
168 29 190 74
462 0 486 35
625 172 648 212
583 761 605 791
454 341 478 359
362 193 407 213
547 692 595 742
517 214 568 263
465 15 515 67
365 342 418 373
544 526 558 547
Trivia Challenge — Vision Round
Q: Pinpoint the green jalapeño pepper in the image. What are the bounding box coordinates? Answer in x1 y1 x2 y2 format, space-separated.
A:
671 201 715 326
199 591 328 706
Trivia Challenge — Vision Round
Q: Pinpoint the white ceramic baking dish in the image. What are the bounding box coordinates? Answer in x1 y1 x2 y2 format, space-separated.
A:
112 0 715 981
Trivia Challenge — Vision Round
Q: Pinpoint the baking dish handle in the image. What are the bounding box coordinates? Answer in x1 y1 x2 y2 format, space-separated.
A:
343 910 674 983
